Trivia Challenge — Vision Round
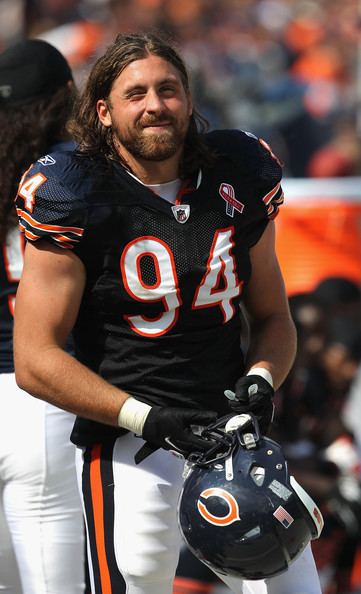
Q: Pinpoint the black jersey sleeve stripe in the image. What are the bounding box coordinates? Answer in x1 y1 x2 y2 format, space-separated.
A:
82 442 126 594
19 225 74 249
16 207 84 248
16 207 84 235
262 183 284 220
83 444 112 594
262 182 284 206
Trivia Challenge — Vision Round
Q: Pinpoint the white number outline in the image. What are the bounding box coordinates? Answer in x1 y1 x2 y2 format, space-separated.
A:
192 227 243 322
121 236 182 337
120 229 242 337
18 172 47 212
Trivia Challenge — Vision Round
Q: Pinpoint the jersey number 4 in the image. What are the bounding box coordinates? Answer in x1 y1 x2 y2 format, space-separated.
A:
120 228 242 337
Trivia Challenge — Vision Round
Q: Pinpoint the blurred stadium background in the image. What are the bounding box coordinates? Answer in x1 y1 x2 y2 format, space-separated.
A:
2 0 361 293
1 2 361 593
1 0 361 174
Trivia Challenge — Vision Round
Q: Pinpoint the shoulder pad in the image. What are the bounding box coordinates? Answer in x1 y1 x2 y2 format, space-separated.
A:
205 129 284 219
16 150 88 249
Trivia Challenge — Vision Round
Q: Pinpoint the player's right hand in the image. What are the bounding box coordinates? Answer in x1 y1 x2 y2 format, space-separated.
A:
225 374 274 434
135 406 218 464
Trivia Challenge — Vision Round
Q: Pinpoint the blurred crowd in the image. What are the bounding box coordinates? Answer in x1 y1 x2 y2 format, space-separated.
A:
272 276 361 594
1 0 361 177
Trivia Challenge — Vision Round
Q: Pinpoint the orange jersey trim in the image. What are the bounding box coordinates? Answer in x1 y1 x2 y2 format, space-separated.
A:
16 207 84 236
90 445 112 594
262 182 283 206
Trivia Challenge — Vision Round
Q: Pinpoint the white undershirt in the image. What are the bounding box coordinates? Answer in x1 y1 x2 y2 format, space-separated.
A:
126 171 182 204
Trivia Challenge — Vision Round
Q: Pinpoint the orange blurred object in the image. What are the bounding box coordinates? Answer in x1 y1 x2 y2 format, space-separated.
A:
164 0 202 24
284 17 325 52
291 46 345 83
276 179 361 296
307 147 355 178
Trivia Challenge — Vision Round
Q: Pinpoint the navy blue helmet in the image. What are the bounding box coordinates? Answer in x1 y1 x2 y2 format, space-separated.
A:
178 414 323 580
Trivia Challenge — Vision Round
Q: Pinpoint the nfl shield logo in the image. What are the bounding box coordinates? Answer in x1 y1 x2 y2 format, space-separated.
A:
171 204 190 224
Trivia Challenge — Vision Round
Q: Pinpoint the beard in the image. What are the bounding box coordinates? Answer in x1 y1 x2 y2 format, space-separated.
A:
113 113 190 162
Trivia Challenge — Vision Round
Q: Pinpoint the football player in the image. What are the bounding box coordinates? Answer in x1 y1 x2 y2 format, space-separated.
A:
0 40 85 593
13 32 320 594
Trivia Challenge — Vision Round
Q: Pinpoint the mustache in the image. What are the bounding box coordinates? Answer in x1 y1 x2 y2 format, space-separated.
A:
139 113 175 127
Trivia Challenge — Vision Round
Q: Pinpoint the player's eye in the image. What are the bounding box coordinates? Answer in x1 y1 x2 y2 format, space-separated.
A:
125 89 146 100
160 85 177 96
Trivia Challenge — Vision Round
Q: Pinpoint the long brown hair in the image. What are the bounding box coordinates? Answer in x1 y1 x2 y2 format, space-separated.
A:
69 32 214 178
0 84 76 242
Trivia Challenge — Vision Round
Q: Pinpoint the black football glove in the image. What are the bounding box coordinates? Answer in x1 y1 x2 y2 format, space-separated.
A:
134 407 218 464
225 374 274 434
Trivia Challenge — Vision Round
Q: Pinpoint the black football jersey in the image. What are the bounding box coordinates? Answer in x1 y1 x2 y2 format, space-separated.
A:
16 129 284 445
0 227 24 372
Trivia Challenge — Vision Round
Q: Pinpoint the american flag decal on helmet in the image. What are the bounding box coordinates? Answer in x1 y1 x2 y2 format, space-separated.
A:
219 183 244 218
273 506 294 528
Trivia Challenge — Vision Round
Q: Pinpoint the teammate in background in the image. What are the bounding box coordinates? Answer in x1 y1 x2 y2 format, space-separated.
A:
0 40 85 593
13 32 320 594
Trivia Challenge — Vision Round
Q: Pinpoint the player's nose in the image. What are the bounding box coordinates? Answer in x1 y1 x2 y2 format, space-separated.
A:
144 88 164 113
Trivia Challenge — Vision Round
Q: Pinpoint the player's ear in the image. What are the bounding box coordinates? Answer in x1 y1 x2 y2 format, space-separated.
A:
97 99 112 127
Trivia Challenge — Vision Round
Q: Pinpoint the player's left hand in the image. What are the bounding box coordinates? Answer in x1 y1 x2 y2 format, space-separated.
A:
134 407 218 464
224 375 274 434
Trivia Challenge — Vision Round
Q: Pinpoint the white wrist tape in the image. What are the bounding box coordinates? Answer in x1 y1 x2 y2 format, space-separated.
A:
247 367 274 388
117 397 152 435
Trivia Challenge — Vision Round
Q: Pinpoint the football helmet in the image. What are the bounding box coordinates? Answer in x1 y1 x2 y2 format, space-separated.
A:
178 414 323 580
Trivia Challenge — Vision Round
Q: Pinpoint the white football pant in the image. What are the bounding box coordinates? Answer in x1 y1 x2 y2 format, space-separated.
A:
0 373 85 594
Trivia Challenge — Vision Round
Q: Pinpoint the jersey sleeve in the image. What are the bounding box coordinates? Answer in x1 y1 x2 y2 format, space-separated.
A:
254 135 284 220
206 129 284 220
15 154 87 250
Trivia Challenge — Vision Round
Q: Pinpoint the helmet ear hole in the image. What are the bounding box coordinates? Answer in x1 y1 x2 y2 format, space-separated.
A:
250 464 265 486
